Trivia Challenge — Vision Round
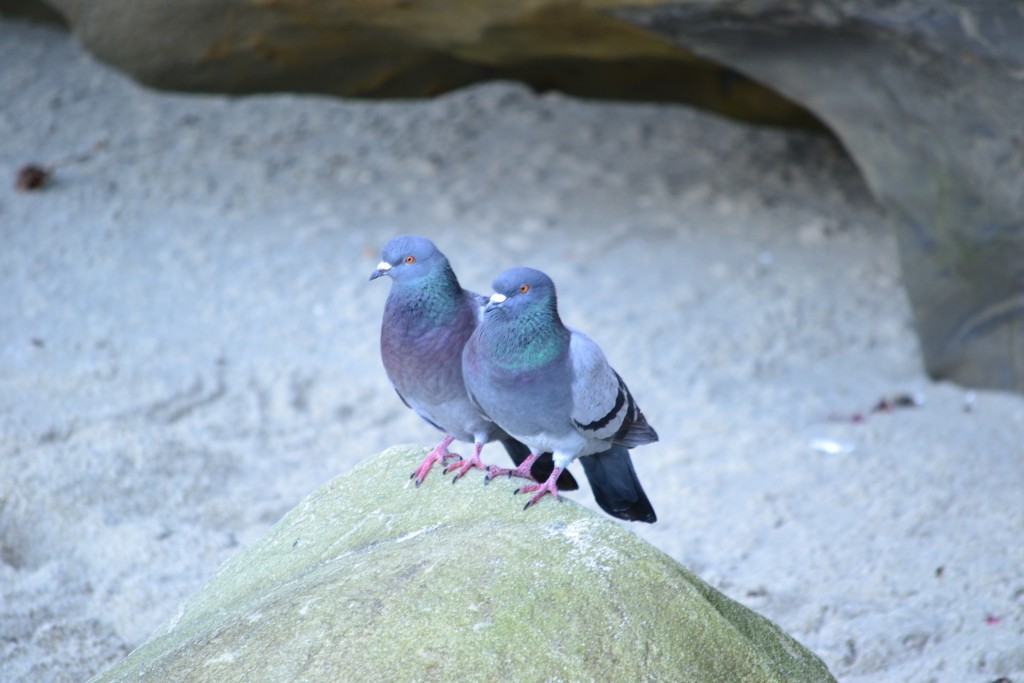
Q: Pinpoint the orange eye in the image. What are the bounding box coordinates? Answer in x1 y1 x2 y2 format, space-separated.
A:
404 255 415 264
518 284 529 293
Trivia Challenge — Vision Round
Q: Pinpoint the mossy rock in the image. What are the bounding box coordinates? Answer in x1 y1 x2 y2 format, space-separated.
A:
91 445 835 682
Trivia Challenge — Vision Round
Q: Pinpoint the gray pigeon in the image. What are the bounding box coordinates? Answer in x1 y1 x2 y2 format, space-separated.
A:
462 266 657 523
370 236 578 490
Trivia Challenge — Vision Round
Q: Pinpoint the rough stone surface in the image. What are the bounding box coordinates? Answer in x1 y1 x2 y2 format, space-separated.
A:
618 0 1024 392
90 446 836 683
30 0 813 127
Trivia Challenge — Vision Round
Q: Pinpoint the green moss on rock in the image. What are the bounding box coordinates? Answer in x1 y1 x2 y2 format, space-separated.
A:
91 445 835 682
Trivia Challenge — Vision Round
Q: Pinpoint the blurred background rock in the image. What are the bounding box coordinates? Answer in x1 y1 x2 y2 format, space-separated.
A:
5 0 1021 393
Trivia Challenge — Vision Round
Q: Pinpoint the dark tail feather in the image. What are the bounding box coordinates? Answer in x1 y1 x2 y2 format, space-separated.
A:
500 439 579 491
579 444 656 523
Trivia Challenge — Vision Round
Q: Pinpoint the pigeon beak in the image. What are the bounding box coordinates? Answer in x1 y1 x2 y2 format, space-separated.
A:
369 261 392 281
484 292 507 313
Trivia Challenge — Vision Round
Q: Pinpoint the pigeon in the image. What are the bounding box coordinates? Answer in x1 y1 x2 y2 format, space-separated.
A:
370 236 578 491
462 266 657 523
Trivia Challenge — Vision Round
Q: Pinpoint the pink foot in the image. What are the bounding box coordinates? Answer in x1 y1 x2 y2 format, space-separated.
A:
445 442 486 482
411 435 457 487
515 467 563 510
484 452 540 484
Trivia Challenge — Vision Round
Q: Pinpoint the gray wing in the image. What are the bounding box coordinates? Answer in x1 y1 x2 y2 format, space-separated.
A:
461 288 492 421
569 331 658 448
464 289 487 326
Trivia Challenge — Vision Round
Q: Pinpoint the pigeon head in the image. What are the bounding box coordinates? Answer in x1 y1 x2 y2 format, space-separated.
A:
369 235 448 283
485 267 558 316
479 266 568 367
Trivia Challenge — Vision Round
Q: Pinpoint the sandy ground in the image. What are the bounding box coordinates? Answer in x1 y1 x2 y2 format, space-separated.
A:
1 17 1022 683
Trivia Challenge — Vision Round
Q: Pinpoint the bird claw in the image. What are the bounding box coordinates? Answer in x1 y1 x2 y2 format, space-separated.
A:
482 465 502 485
484 462 537 483
444 453 485 483
410 436 457 487
514 469 561 510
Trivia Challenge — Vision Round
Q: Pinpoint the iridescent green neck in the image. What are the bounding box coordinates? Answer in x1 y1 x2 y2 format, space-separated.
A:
488 294 568 370
391 264 461 325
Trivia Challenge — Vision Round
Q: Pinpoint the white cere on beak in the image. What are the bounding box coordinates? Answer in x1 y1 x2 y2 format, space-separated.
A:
489 293 507 304
376 261 392 272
